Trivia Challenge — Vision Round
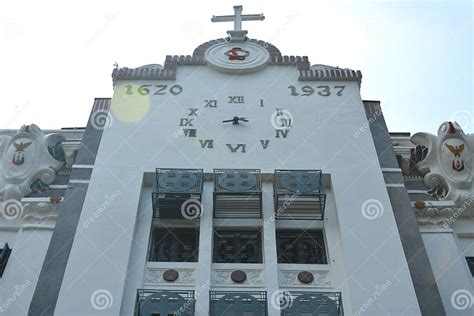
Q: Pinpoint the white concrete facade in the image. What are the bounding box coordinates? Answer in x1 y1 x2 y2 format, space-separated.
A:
50 64 420 315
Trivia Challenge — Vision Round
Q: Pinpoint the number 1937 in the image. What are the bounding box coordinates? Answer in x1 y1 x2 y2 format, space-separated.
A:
288 85 345 97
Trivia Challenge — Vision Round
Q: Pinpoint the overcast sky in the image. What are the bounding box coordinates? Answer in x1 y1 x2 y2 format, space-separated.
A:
1 0 472 134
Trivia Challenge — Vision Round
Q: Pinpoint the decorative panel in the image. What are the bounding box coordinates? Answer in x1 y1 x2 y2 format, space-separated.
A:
213 230 262 263
274 169 326 220
156 168 203 194
209 291 267 316
279 269 332 288
152 168 203 219
144 268 195 287
276 230 327 264
212 267 264 287
213 169 262 219
148 227 199 262
135 289 194 316
281 292 343 316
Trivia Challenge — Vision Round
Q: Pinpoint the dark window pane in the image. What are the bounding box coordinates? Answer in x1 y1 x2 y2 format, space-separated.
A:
466 257 474 277
0 243 12 278
149 227 199 262
213 230 262 263
276 230 327 264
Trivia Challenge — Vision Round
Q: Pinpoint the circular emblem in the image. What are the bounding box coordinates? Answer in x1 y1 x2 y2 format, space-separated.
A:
297 271 314 284
205 42 270 74
162 269 179 282
230 270 247 283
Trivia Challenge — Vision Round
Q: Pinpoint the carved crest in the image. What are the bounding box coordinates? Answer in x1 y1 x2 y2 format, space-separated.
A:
0 124 65 203
445 143 465 171
411 121 473 209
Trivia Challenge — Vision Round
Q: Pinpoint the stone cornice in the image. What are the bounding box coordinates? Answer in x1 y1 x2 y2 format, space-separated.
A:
298 69 362 83
111 38 362 86
22 200 60 230
413 200 473 228
0 199 61 231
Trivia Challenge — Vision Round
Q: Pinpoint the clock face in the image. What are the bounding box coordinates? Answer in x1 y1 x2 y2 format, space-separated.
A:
168 82 347 156
175 95 294 154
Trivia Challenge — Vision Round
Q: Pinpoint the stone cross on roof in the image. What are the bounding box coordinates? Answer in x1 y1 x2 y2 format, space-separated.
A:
211 5 265 42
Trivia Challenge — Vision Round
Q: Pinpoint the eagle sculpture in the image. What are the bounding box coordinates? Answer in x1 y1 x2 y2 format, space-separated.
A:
445 143 464 157
13 141 32 152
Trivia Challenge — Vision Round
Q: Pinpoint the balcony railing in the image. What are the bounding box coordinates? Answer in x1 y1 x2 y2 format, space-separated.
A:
152 168 203 219
213 169 262 219
274 169 326 220
281 291 343 316
134 289 195 316
209 291 267 316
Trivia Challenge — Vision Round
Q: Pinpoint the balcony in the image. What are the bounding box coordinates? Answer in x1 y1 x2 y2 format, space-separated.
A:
152 168 203 219
213 169 262 219
134 289 195 316
281 291 343 316
209 291 267 316
274 170 326 220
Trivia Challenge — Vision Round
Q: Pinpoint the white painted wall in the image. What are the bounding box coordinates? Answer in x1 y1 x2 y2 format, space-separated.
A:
54 64 420 315
422 229 474 315
0 228 52 315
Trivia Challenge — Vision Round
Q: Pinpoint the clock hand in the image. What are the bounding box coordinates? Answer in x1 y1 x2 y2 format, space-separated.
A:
222 116 249 125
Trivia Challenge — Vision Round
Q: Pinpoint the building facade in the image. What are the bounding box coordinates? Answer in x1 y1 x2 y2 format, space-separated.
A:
0 6 473 316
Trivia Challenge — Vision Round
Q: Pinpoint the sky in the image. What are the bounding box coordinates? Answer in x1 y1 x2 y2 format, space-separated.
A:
0 0 472 134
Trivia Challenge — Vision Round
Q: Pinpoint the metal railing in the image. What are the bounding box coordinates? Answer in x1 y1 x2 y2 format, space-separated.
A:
209 291 267 316
213 169 262 219
152 168 203 219
281 291 343 315
274 169 326 220
134 289 195 316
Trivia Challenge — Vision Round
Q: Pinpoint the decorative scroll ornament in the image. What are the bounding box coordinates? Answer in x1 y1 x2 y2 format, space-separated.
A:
0 124 65 203
411 121 473 208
